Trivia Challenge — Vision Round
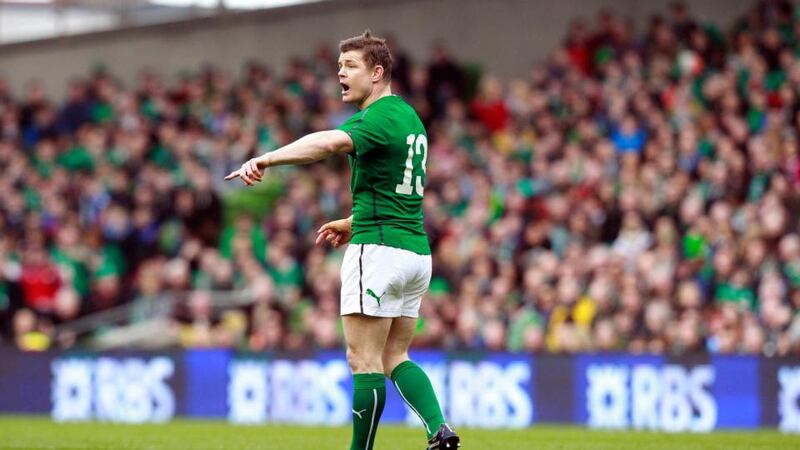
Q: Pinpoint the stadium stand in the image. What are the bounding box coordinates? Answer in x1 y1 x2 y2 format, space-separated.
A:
1 0 799 357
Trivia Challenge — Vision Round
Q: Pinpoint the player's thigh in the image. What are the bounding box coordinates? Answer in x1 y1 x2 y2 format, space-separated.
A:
342 313 393 360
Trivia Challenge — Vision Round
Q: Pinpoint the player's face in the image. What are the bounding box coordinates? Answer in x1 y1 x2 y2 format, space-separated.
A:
338 50 377 104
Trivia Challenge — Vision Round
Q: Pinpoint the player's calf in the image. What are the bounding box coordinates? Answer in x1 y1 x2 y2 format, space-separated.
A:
390 361 448 438
350 373 386 450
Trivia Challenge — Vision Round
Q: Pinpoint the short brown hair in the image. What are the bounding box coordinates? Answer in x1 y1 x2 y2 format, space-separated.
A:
339 29 392 82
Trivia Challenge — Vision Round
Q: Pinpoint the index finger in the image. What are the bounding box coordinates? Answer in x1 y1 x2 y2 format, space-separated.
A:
315 229 333 245
224 170 240 181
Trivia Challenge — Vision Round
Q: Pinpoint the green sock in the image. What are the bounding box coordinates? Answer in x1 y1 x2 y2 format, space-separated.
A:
350 373 386 450
390 360 446 439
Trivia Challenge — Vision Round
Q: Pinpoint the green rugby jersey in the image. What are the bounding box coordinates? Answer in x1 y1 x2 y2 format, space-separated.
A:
337 95 430 255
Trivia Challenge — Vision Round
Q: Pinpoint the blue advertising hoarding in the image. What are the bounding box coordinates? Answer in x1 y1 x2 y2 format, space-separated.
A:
0 348 798 432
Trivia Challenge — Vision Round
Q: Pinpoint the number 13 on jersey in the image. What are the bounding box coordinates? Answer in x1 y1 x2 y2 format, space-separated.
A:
395 133 428 196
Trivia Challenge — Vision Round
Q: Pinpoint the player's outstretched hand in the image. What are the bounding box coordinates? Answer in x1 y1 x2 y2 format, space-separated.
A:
315 217 352 248
224 158 263 186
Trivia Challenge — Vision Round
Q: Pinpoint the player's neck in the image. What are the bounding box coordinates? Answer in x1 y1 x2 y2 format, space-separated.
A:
358 85 392 110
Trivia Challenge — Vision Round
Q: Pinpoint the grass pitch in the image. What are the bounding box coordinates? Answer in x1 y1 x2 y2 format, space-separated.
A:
0 416 796 449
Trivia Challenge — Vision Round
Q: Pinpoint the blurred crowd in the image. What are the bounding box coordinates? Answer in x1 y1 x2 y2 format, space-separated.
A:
2 1 800 356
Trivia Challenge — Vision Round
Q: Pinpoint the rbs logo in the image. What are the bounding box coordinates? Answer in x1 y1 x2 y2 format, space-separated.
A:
447 361 533 428
586 364 716 432
51 357 175 423
227 359 350 425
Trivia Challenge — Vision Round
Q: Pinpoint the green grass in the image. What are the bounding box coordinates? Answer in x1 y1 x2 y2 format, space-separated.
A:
0 416 797 450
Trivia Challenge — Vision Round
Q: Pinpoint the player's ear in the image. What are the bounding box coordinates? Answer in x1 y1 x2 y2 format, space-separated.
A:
371 65 384 83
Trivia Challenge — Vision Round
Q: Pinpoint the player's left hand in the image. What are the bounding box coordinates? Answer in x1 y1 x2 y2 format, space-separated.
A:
224 158 263 186
315 217 352 248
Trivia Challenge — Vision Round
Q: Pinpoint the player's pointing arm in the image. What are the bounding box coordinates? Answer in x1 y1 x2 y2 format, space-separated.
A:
224 129 354 185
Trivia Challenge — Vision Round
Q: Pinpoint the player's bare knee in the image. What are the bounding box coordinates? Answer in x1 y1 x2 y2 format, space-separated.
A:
382 351 408 377
381 357 395 377
347 347 383 374
345 347 362 371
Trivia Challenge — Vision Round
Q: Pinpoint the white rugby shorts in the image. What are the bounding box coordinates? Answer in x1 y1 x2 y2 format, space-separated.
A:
340 243 432 318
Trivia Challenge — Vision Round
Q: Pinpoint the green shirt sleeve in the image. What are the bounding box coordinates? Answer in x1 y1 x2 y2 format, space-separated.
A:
336 108 387 157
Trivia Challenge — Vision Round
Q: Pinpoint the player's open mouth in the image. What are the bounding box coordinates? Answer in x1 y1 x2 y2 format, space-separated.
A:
340 82 350 94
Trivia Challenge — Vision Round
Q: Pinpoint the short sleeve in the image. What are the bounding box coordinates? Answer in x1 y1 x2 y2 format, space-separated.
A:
336 109 387 157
